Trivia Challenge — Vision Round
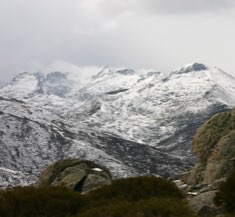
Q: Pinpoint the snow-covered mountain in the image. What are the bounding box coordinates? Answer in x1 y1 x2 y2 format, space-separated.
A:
1 63 235 187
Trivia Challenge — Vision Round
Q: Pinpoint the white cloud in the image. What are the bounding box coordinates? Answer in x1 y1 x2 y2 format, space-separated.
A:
43 60 103 81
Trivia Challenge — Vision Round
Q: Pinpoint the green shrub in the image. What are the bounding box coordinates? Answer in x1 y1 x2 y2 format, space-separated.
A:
0 176 195 217
85 176 184 202
78 197 195 217
0 186 84 217
78 176 194 217
214 171 235 212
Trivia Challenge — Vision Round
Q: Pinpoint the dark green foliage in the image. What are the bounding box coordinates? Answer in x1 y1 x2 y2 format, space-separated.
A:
0 176 195 217
0 186 84 217
79 176 194 217
85 176 184 202
78 198 195 217
214 171 235 212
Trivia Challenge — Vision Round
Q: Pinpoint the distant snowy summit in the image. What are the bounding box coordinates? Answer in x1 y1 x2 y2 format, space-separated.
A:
1 62 235 146
0 63 235 187
172 63 208 74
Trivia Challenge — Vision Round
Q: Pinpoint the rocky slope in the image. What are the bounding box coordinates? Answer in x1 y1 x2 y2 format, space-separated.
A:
186 107 235 186
1 63 235 187
173 107 235 217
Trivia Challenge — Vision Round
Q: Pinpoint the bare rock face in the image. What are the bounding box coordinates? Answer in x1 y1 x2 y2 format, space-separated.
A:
187 108 235 186
189 191 218 216
38 159 112 193
204 130 235 183
179 108 235 217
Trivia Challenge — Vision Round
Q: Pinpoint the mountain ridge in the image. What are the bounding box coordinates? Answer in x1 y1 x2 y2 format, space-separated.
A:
0 63 235 187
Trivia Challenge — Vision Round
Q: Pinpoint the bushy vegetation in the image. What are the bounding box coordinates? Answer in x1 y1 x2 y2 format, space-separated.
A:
214 171 235 212
78 197 195 217
0 186 84 217
86 176 184 201
0 176 196 217
79 176 195 217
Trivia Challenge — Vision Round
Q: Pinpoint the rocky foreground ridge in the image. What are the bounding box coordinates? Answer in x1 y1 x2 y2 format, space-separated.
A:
173 107 235 216
188 107 235 185
38 159 112 193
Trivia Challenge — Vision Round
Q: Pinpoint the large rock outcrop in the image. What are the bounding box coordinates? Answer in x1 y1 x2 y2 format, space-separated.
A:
176 108 235 216
38 159 112 193
187 107 235 185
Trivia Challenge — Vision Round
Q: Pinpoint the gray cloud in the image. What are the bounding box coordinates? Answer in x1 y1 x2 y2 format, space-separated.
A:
0 0 235 81
138 0 235 14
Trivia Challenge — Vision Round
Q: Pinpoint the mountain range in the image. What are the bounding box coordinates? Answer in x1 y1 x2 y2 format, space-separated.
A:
1 63 235 188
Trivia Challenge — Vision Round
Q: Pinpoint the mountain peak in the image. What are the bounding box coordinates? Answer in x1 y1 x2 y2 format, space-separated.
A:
172 63 208 75
12 71 44 82
92 67 137 80
91 66 113 79
46 71 67 83
116 68 135 75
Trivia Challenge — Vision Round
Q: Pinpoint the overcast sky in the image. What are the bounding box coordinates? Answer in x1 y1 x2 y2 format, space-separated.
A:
1 0 235 81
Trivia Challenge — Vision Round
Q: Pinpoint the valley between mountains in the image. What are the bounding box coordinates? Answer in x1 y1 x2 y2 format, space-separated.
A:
1 63 235 188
